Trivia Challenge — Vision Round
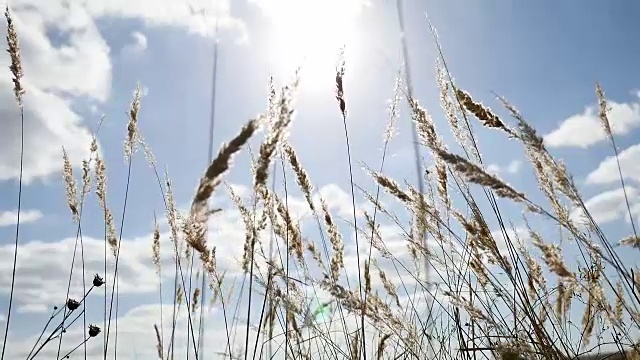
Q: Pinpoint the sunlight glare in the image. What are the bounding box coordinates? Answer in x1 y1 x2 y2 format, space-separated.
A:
259 0 369 91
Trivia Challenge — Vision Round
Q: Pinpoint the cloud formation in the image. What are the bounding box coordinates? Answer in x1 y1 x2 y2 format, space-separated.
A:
0 209 43 227
0 235 163 314
544 93 640 148
586 143 640 185
0 5 107 182
0 0 246 183
0 76 95 182
120 31 148 58
486 159 522 176
571 186 639 225
0 182 408 359
0 181 372 314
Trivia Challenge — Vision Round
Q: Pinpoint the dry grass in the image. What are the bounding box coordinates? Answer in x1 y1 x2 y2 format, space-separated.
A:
3 5 640 360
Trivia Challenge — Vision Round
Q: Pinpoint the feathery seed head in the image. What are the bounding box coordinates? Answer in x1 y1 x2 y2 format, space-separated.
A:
384 67 402 143
596 82 613 139
455 88 512 134
152 217 161 274
437 149 526 201
5 6 23 107
124 84 142 161
335 46 346 117
191 118 259 229
62 148 79 221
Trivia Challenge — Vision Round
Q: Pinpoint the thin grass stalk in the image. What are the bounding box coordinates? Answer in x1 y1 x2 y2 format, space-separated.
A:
186 117 260 359
244 190 261 360
394 3 433 353
251 161 277 359
253 272 274 359
105 86 158 358
596 83 638 240
29 286 98 359
152 213 164 360
281 156 292 360
423 8 550 355
186 251 195 360
56 148 94 360
281 143 357 356
114 277 119 357
1 7 24 359
104 144 137 357
80 219 88 359
25 306 65 359
335 48 367 359
362 66 402 360
103 175 108 360
267 161 277 360
142 160 192 360
196 10 222 357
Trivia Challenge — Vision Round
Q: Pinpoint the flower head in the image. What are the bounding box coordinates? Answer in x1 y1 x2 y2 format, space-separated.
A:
88 324 101 337
93 273 105 287
66 298 80 311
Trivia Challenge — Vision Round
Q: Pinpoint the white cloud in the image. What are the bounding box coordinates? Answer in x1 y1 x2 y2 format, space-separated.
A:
0 184 452 359
586 143 640 185
491 226 528 254
0 210 43 227
544 95 640 148
0 198 275 314
0 76 94 182
3 302 233 359
7 5 112 102
486 159 522 176
0 0 247 183
0 234 164 313
0 5 106 182
571 186 639 225
314 183 365 219
506 160 522 174
49 0 246 38
0 182 412 358
220 183 369 229
7 0 247 98
120 31 148 57
4 298 394 360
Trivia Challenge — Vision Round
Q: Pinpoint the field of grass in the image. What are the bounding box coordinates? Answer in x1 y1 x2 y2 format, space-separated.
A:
1 2 640 360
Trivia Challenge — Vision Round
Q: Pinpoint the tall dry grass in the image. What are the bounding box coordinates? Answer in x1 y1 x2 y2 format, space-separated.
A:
2 3 640 360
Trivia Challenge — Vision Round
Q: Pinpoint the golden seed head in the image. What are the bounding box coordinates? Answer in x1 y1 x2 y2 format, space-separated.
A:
5 6 24 107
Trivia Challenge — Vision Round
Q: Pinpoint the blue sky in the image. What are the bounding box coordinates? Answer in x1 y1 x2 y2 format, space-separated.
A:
1 0 640 358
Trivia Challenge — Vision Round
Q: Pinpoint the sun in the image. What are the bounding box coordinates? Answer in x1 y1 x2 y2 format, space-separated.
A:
258 0 369 91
